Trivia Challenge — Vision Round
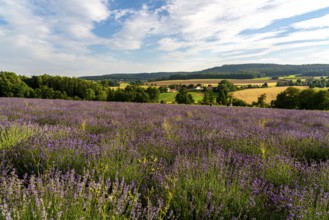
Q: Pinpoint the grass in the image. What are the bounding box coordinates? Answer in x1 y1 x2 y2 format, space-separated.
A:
0 124 39 150
232 86 308 104
159 93 176 103
312 87 329 91
159 92 205 103
190 92 205 103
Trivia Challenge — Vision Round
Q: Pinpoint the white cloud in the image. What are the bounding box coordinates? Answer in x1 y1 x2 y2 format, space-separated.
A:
110 0 329 60
1 0 329 75
0 0 112 75
158 38 189 51
293 14 329 29
110 5 161 50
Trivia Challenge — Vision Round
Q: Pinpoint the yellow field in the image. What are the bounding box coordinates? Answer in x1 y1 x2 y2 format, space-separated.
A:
232 86 308 104
149 79 277 86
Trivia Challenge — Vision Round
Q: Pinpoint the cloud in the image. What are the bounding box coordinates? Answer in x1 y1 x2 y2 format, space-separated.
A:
0 0 112 75
293 14 329 29
110 5 162 50
1 0 329 75
109 0 329 65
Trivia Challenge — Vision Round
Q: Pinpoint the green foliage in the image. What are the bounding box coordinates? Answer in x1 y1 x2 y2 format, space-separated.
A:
253 93 267 107
146 86 160 103
0 72 162 103
232 98 248 106
264 156 299 186
272 87 329 110
0 72 30 97
0 124 38 150
201 90 215 105
272 87 300 109
216 80 236 105
175 88 194 104
285 138 329 163
299 89 317 109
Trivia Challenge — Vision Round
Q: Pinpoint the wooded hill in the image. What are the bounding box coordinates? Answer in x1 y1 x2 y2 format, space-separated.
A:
79 64 329 81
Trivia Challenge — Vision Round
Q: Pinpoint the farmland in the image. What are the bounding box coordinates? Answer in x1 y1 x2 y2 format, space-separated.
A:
232 86 309 104
149 78 277 86
1 98 329 219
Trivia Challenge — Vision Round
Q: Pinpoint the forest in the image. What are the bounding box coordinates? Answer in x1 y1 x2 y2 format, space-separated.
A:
0 71 159 103
80 64 329 81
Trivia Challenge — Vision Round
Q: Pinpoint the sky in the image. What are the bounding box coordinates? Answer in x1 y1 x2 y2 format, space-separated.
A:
1 0 329 76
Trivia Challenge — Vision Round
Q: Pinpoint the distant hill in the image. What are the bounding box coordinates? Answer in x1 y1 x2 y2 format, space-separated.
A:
80 72 188 81
79 64 329 81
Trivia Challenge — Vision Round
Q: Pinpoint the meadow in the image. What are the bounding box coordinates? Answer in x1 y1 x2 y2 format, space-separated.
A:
1 98 329 219
159 92 204 104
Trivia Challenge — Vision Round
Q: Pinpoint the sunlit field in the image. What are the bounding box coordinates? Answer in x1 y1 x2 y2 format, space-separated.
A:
1 98 329 219
232 86 309 104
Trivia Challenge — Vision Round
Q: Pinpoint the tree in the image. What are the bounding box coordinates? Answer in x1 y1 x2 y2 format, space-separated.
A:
261 82 269 88
201 90 215 105
107 89 116 101
232 98 248 107
134 91 150 103
158 86 167 93
83 88 95 100
175 88 194 104
216 80 236 105
313 90 329 110
272 87 300 109
0 72 30 97
299 89 316 109
255 93 267 107
146 87 160 103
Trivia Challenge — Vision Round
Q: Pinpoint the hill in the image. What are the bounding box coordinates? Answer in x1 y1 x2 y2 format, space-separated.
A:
80 72 187 81
79 63 329 81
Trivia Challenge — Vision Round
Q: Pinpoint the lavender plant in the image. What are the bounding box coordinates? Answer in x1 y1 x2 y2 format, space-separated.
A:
0 98 329 219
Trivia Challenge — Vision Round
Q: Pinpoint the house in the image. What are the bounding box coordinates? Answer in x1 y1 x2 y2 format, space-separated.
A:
195 86 203 91
167 88 178 93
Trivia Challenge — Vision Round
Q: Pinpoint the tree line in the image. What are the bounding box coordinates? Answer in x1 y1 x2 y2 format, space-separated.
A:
272 87 329 110
1 71 328 110
276 78 329 88
0 71 159 103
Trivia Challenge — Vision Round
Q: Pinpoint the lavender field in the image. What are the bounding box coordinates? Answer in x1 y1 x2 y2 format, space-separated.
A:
0 98 329 219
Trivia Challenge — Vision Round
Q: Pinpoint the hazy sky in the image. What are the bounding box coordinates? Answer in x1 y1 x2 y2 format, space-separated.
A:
1 0 329 76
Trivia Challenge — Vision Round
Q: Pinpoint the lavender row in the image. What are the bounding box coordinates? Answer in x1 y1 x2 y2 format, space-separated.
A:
0 98 329 219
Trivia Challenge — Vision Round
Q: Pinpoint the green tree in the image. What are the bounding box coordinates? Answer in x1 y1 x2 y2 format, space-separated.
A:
314 90 329 110
202 90 215 105
216 80 236 105
175 88 194 104
0 72 30 97
272 87 300 109
84 88 96 100
255 93 267 107
299 89 316 109
146 87 160 103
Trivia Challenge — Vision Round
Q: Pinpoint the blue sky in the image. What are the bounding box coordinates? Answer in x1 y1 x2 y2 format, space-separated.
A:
1 0 329 76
